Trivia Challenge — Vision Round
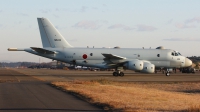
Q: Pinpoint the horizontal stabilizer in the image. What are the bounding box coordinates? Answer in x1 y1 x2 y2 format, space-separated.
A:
8 48 24 51
102 53 126 59
30 47 56 54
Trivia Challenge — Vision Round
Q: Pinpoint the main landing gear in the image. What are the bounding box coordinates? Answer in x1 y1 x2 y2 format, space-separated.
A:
113 67 124 76
113 70 124 76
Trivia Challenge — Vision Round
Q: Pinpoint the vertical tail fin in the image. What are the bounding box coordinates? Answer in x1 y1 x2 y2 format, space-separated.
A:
37 18 73 48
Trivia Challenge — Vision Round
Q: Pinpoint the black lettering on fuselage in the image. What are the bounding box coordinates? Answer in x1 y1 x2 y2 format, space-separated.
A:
54 39 61 41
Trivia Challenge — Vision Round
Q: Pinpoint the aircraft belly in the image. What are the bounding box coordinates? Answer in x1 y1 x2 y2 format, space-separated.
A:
75 60 108 68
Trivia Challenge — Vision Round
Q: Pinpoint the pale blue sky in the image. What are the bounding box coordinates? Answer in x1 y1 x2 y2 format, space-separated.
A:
1 0 200 62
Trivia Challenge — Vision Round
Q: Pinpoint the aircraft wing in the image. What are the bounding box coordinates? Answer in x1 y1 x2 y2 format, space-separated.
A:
30 47 56 54
102 53 126 59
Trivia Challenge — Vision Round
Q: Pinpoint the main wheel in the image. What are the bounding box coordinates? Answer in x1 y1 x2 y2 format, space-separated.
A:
113 72 118 76
119 72 124 77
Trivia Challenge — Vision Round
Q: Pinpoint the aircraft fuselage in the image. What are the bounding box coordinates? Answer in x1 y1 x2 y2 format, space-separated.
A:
24 47 188 69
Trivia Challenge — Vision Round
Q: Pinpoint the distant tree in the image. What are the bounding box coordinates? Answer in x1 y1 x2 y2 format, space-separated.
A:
194 62 200 69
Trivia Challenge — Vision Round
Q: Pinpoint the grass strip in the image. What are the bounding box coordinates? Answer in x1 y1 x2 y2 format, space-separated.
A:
51 79 200 112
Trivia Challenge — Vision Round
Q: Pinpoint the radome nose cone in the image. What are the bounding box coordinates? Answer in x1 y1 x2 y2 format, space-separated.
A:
185 58 192 67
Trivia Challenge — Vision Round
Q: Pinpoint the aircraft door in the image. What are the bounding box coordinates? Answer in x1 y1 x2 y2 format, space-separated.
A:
171 52 175 60
171 52 179 60
180 57 185 67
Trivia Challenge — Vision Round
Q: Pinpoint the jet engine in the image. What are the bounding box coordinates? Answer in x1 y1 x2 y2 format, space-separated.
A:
124 60 143 71
141 62 155 73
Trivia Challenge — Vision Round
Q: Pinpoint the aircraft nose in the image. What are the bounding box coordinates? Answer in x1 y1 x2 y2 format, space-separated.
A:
185 58 192 67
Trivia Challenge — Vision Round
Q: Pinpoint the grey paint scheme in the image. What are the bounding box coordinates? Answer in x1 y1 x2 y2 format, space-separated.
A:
37 18 72 48
23 47 188 68
8 18 192 72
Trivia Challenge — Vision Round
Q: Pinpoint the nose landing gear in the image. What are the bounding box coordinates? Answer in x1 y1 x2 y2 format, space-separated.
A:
165 71 170 76
163 69 170 76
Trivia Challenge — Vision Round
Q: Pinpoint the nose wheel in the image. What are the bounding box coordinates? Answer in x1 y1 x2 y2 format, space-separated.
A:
165 69 170 76
166 72 170 76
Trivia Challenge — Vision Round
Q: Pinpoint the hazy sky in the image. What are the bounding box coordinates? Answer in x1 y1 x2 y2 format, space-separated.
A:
1 0 200 62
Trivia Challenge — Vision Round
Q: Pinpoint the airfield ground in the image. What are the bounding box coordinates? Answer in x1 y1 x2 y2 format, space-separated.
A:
0 68 200 112
6 68 200 82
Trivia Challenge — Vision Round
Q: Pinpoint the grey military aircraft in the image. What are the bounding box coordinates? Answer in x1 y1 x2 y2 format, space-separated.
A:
8 18 192 76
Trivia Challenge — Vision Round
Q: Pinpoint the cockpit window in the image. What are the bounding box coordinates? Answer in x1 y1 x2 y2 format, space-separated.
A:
172 51 182 56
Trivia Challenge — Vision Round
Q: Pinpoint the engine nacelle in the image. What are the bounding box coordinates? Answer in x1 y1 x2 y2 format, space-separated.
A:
124 60 143 71
141 62 155 73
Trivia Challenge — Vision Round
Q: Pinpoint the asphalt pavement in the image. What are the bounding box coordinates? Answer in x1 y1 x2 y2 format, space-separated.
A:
0 68 104 112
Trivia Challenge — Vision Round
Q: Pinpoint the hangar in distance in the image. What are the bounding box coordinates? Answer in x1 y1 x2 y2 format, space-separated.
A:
8 18 192 76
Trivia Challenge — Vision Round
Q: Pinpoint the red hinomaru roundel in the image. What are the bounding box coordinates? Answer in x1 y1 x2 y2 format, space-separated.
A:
82 54 87 59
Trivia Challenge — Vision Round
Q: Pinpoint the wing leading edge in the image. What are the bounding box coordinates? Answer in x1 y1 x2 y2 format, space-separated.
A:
102 53 127 65
102 53 126 59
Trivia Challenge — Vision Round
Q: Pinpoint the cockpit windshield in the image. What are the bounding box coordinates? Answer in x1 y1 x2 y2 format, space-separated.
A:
171 51 182 56
178 52 182 56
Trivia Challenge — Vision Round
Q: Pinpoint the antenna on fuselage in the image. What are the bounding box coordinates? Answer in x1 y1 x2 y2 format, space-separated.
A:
156 46 164 49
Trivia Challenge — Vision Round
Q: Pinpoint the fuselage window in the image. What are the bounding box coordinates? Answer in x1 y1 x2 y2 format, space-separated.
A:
90 53 93 56
138 55 140 57
157 54 160 57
